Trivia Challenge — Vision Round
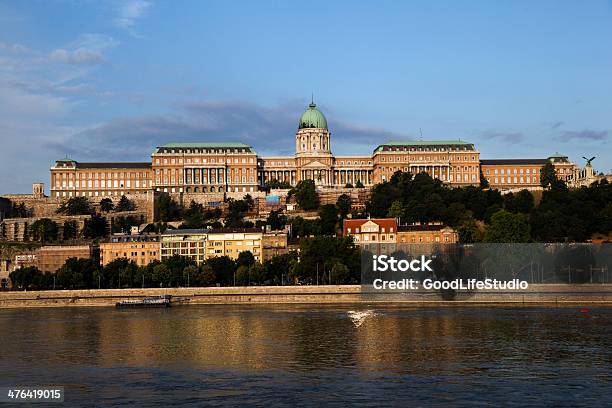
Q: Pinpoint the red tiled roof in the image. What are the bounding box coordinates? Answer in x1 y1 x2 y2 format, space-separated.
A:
343 218 397 234
397 224 453 232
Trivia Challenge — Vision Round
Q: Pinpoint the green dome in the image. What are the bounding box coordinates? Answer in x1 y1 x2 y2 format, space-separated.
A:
299 102 328 129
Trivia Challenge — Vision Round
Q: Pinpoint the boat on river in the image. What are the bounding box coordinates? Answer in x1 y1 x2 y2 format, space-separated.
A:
116 295 172 308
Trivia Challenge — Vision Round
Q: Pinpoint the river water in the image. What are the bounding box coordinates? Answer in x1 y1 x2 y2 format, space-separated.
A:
0 305 610 406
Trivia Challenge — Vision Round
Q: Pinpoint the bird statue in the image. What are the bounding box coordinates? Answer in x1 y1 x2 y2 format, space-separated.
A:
582 156 596 166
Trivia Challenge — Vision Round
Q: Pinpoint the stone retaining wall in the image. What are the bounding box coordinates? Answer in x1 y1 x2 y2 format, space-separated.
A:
0 284 610 308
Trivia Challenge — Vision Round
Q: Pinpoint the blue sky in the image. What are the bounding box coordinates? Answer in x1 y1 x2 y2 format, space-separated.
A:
1 0 611 193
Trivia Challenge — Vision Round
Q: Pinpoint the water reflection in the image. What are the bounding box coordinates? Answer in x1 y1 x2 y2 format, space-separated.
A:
0 305 609 406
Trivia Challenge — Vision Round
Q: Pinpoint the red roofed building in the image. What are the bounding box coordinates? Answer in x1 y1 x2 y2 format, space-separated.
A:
343 218 397 245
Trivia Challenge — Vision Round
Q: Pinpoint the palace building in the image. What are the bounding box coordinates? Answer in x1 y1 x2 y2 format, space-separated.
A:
49 99 578 198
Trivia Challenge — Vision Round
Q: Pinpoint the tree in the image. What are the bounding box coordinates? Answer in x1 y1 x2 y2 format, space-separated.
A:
319 204 339 235
195 264 216 286
99 198 114 212
83 215 107 239
10 202 31 218
62 220 78 240
540 162 558 189
57 196 91 215
225 198 250 227
457 217 482 243
155 194 181 222
237 251 255 268
161 254 196 287
483 210 531 243
111 215 142 234
115 195 135 212
288 216 320 237
480 168 490 188
504 190 534 214
29 218 58 243
183 265 199 287
243 194 255 210
9 266 48 290
152 264 172 287
101 258 139 288
56 257 98 289
182 200 205 229
264 252 298 283
265 180 292 189
206 256 236 286
355 180 365 188
292 180 319 210
336 194 351 219
235 265 250 285
330 261 350 284
266 209 287 230
387 200 404 219
344 183 354 188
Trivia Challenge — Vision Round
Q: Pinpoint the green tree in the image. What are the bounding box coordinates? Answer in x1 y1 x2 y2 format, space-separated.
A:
387 200 404 219
355 180 365 188
540 162 558 189
243 194 255 210
319 204 339 235
484 210 531 243
265 179 292 189
237 251 255 268
56 257 99 289
182 200 205 229
235 265 250 285
344 183 354 188
292 180 319 210
99 198 114 212
152 264 172 287
224 198 250 227
100 258 139 288
479 168 490 188
160 254 196 287
206 256 236 286
336 194 351 219
29 218 58 243
264 252 298 283
457 217 482 243
83 215 108 239
10 202 31 218
266 209 287 230
155 194 181 222
504 190 534 214
195 264 216 286
57 196 91 215
115 195 135 212
330 261 350 284
9 266 47 290
62 220 78 240
183 265 199 287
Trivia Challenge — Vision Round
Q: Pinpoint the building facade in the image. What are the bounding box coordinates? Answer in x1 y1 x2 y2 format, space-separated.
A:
14 245 94 273
343 219 458 246
49 99 579 198
396 225 458 244
159 228 282 264
343 219 398 245
481 154 577 191
99 234 161 266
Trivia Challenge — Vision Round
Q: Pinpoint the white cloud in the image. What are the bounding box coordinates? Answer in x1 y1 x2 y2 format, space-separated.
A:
113 0 151 34
49 33 118 66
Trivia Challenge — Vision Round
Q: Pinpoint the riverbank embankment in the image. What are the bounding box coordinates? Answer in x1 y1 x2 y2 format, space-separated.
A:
0 284 610 308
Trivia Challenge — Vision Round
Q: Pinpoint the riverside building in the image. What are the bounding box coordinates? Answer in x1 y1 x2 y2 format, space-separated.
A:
49 99 579 198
